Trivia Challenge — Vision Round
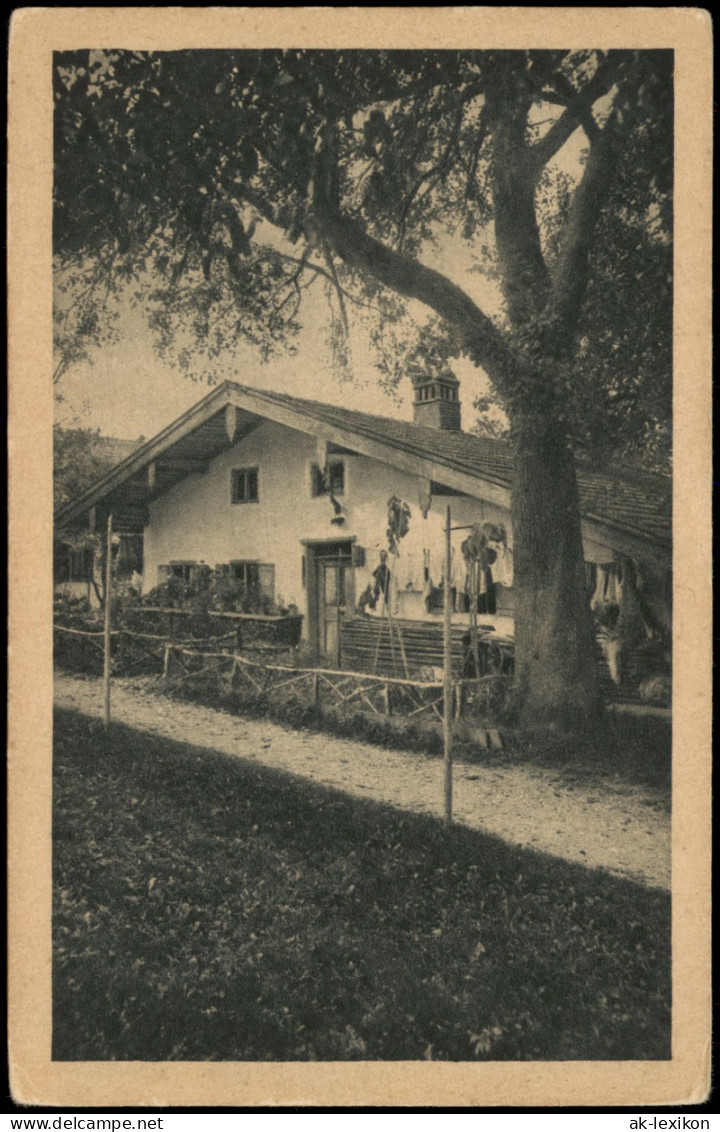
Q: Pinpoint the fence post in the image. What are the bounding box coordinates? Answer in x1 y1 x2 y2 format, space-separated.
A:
454 680 463 720
443 504 453 826
313 671 320 709
383 682 391 716
103 513 113 728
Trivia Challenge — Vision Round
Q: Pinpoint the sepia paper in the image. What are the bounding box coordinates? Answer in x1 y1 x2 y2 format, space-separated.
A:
7 6 712 1109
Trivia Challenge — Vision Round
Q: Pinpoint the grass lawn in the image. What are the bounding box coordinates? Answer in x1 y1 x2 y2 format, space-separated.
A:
53 708 671 1062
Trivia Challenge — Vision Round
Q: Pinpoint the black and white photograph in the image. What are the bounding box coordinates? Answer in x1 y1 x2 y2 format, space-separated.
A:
8 6 712 1110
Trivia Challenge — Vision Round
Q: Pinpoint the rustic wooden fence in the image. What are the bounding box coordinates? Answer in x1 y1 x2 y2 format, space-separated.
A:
54 623 238 677
161 644 452 721
163 643 511 724
55 621 505 723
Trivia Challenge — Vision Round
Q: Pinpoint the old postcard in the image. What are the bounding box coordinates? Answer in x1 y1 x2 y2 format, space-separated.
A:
7 6 712 1109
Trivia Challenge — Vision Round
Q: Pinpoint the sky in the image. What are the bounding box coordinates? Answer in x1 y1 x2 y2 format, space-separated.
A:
54 232 507 441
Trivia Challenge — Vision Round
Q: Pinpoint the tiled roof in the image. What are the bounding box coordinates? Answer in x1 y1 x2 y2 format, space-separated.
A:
241 385 672 547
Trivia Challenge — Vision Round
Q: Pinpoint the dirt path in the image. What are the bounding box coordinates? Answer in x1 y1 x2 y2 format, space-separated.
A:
55 674 670 891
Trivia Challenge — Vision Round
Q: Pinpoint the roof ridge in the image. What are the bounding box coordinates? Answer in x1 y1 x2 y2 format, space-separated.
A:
225 380 513 448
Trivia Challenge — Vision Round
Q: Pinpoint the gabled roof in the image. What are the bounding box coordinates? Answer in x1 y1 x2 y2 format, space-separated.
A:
54 380 671 556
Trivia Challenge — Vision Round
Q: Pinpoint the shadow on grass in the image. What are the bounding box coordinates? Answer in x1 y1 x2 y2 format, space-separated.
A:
53 708 671 1063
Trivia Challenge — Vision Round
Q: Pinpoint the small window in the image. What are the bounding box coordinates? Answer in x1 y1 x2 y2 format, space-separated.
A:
169 562 197 583
311 460 345 497
231 561 261 590
54 544 93 584
231 467 259 504
231 560 275 601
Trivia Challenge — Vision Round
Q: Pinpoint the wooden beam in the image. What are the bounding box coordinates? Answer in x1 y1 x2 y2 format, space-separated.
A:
579 518 669 564
429 480 469 497
158 458 211 474
225 403 238 443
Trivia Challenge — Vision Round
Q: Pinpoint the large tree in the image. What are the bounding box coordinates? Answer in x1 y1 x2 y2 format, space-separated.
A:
53 48 673 726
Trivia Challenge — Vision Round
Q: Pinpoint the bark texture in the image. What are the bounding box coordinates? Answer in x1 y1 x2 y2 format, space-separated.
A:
510 419 600 727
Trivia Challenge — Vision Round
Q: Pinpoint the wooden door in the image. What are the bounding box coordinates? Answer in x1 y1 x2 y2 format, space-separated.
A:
318 558 352 666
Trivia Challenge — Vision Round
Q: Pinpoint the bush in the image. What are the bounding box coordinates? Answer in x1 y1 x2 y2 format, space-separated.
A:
142 567 297 618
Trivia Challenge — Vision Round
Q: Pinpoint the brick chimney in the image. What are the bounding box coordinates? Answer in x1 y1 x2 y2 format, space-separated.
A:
411 367 462 431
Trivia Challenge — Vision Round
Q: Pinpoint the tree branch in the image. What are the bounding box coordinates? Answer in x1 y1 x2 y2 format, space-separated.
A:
396 96 468 249
483 61 551 325
306 109 514 381
313 201 514 386
545 109 621 344
273 251 393 318
321 242 349 337
530 54 620 174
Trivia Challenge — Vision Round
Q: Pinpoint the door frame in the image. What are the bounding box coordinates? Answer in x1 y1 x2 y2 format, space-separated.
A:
302 537 356 663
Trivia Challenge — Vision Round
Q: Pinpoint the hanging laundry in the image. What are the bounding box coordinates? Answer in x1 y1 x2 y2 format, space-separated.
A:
402 551 422 592
590 564 610 615
476 566 496 614
425 585 444 613
357 583 377 615
482 521 507 546
616 557 649 645
450 545 465 590
461 524 485 566
584 562 597 599
604 562 622 606
418 481 432 519
422 547 433 597
372 552 392 601
491 544 514 588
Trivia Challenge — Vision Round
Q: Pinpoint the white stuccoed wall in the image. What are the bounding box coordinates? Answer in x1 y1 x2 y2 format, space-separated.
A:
142 418 615 638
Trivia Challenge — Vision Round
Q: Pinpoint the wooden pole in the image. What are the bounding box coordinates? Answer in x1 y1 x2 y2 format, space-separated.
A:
383 682 391 716
103 513 113 728
389 550 410 677
443 504 453 826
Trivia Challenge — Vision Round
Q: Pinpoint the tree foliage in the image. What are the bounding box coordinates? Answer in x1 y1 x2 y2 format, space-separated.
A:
53 424 119 508
54 48 672 463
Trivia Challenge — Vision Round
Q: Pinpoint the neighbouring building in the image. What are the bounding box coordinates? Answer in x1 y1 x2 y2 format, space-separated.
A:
54 432 144 603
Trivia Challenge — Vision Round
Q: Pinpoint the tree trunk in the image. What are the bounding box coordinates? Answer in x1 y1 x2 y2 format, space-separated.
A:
510 417 600 728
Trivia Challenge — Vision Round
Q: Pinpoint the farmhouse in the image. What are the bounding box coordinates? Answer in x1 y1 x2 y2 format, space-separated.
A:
54 375 672 695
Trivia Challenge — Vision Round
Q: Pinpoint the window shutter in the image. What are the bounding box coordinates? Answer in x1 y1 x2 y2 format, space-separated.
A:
257 564 275 601
351 544 366 568
310 464 324 496
329 461 345 494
